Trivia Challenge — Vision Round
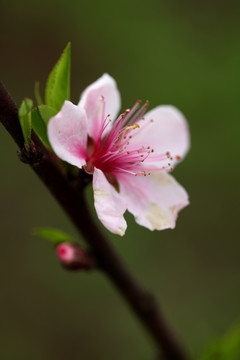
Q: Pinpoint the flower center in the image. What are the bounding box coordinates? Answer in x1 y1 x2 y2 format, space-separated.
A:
84 98 175 178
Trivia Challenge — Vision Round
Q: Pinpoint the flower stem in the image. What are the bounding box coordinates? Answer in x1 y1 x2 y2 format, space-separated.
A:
0 81 189 360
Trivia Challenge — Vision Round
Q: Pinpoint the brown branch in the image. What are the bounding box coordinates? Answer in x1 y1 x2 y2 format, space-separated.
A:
0 81 189 360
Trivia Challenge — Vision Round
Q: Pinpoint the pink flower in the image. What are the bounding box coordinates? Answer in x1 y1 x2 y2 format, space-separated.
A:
48 74 190 236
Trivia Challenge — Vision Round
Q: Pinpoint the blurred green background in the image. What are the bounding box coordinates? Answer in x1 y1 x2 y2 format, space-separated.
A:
1 0 240 359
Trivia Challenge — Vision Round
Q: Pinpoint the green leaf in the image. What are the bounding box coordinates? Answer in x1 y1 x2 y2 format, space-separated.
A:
38 105 57 126
33 227 74 246
18 98 33 144
45 42 71 111
199 323 240 360
31 108 49 148
34 81 43 106
31 105 57 148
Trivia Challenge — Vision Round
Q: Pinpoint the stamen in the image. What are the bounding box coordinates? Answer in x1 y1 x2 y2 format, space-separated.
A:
128 101 149 126
86 98 172 178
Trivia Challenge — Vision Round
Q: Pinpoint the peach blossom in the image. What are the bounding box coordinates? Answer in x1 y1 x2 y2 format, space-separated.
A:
48 74 190 235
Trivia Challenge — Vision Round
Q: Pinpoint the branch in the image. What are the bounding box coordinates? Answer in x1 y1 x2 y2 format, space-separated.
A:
0 81 189 360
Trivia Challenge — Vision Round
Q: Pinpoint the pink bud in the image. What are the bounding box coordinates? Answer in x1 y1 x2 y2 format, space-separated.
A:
56 243 94 270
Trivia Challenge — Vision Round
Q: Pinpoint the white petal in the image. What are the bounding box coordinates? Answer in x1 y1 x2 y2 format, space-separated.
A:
131 105 190 167
93 168 127 236
48 101 88 168
119 172 189 231
78 74 121 141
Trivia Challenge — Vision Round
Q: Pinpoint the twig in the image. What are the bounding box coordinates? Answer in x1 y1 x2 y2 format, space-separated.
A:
0 81 189 360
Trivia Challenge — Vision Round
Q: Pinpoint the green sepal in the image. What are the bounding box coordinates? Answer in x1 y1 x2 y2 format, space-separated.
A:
18 98 33 144
45 42 71 112
33 227 74 247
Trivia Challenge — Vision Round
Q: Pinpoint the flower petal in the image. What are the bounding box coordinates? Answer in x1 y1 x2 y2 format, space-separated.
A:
119 172 189 231
93 168 127 236
131 106 190 167
48 100 88 168
78 74 121 141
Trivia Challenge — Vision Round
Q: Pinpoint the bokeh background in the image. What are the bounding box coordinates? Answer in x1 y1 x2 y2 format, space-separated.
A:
1 0 240 359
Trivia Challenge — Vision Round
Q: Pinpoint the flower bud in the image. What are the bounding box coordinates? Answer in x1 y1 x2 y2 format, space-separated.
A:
56 242 95 270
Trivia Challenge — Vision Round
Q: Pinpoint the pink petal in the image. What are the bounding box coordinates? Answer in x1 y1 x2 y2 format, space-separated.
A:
119 172 189 231
131 106 190 167
93 168 127 236
48 101 88 168
78 74 121 141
